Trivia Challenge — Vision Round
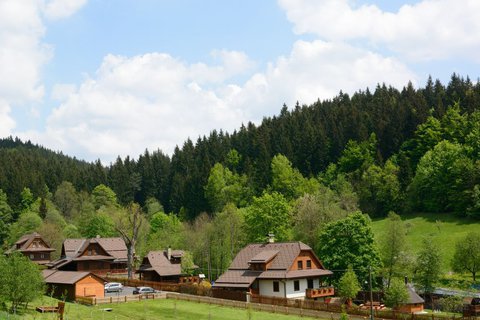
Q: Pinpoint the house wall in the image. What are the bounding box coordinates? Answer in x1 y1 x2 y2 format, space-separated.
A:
290 251 322 271
258 278 321 298
75 275 105 298
46 283 75 301
398 303 424 313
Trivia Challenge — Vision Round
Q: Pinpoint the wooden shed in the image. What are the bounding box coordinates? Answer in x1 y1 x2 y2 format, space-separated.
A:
397 284 425 313
42 270 105 301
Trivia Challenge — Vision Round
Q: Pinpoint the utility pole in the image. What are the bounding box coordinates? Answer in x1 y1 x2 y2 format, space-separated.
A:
369 265 374 320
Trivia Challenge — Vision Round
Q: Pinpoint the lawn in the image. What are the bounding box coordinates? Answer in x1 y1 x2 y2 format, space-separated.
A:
371 212 480 275
1 297 322 320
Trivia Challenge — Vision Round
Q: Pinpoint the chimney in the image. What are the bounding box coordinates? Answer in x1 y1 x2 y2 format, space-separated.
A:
167 246 172 261
96 235 100 239
267 233 275 243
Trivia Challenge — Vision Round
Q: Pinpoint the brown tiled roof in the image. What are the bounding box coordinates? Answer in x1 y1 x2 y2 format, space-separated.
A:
42 270 104 285
62 238 127 261
7 232 55 254
214 241 331 288
249 250 279 264
137 250 198 277
137 250 181 276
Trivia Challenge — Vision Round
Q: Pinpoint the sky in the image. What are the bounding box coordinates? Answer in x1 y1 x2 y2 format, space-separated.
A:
1 0 480 164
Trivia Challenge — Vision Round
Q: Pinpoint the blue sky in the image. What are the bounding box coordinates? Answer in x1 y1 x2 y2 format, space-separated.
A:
1 0 479 163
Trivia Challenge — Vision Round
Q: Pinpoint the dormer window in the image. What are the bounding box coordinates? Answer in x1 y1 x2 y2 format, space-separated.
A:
306 260 312 269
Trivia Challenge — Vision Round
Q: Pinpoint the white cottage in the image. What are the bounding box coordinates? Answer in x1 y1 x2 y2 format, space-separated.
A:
213 240 334 299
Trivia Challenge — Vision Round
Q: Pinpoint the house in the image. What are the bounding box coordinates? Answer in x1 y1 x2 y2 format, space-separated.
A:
42 269 105 301
6 232 55 265
47 237 127 275
137 248 198 283
397 284 425 313
213 239 334 300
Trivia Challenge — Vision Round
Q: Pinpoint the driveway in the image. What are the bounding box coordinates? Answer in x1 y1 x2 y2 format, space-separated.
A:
105 286 136 297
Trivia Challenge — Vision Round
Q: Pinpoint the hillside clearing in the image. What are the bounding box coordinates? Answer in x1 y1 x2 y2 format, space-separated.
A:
371 212 480 272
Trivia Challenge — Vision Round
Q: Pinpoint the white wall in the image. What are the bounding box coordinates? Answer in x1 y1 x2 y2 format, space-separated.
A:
259 279 285 298
258 278 321 299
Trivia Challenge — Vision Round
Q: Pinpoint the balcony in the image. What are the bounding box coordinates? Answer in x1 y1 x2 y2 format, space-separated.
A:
306 286 334 299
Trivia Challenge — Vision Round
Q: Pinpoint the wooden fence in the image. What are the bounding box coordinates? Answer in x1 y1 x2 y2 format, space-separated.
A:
76 292 166 305
250 295 461 320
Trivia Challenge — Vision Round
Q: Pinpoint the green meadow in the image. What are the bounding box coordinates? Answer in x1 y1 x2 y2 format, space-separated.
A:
2 297 322 320
371 212 480 289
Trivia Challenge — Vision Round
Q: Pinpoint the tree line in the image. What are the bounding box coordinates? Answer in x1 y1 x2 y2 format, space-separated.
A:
1 74 480 219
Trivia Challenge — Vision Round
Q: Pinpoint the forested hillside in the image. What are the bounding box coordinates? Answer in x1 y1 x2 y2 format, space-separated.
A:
2 74 479 218
2 74 480 282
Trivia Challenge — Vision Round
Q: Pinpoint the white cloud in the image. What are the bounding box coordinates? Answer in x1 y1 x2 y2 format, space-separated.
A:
278 0 480 61
0 0 50 104
36 52 253 163
0 99 16 136
43 0 87 20
25 42 415 163
232 40 416 119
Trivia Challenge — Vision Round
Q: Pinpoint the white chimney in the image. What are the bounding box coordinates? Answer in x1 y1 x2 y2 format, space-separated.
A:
267 233 275 243
167 246 172 260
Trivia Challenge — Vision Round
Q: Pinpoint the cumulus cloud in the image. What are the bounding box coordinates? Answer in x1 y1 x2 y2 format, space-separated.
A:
43 0 88 20
0 0 50 105
0 0 86 137
278 0 480 61
27 42 415 163
37 52 253 163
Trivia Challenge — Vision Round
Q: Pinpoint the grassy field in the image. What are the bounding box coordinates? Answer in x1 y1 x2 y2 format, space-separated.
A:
371 212 480 275
1 297 321 320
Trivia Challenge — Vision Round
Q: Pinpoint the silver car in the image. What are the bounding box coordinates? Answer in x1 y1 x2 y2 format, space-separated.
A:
104 282 123 292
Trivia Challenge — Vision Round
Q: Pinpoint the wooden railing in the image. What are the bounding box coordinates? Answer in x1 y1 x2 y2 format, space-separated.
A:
306 286 335 298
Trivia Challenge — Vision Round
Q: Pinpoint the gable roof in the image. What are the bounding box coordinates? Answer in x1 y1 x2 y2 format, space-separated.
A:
62 237 127 261
7 232 55 254
47 237 127 269
214 241 332 288
137 250 198 277
42 270 104 285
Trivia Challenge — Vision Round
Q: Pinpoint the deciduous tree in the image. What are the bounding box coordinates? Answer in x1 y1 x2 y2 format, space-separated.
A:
452 232 480 282
0 253 44 312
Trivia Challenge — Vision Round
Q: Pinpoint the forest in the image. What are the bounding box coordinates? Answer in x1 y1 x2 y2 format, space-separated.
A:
1 73 480 283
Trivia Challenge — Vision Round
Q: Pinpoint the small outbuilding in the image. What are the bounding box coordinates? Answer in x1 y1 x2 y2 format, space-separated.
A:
397 284 425 313
42 270 105 301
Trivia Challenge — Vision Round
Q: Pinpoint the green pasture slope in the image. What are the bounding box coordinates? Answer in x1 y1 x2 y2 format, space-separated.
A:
371 212 480 272
6 297 321 320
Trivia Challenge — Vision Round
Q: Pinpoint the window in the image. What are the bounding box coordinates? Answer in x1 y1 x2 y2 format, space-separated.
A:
297 260 303 270
294 280 300 291
307 279 314 289
306 260 312 269
29 254 34 260
273 281 279 292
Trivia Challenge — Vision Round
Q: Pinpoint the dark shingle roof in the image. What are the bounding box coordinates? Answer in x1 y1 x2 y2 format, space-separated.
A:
406 284 425 304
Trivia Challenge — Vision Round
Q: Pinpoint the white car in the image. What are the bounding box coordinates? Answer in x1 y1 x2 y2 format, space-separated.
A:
133 286 156 294
104 282 123 293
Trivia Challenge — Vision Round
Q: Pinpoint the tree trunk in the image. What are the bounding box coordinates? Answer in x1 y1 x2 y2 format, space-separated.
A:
127 242 134 279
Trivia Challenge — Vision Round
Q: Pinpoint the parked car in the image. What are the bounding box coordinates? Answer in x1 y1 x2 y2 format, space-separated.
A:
133 286 156 294
104 282 123 293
